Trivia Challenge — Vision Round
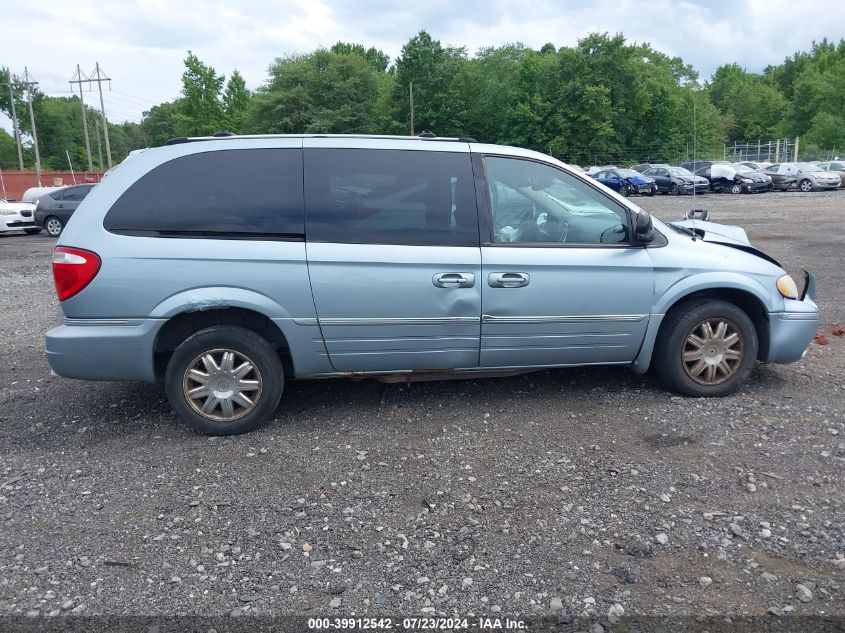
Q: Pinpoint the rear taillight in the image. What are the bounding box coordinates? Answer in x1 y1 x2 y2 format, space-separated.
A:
52 247 101 301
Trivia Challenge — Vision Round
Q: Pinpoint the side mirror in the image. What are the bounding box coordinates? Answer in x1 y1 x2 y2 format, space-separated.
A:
633 212 654 244
686 208 709 221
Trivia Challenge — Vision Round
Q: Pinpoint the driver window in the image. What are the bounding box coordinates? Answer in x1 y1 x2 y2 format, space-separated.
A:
485 156 630 245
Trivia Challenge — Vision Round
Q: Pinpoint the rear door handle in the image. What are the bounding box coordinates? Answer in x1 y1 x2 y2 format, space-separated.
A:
488 272 530 288
432 272 475 288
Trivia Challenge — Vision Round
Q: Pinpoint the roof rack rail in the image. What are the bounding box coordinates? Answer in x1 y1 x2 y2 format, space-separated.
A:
163 133 479 146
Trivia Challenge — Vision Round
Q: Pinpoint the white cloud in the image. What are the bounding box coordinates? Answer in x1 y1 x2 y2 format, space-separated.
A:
1 0 844 129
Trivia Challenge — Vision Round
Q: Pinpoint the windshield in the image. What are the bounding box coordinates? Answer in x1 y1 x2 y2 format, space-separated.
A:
795 162 818 172
668 167 694 178
734 165 756 174
616 169 640 178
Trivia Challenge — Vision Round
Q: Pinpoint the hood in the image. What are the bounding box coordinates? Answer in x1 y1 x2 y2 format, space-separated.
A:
625 175 653 185
669 219 782 266
0 201 36 213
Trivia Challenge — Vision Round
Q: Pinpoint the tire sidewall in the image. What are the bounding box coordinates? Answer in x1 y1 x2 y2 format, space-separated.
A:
655 300 758 397
46 217 63 237
164 325 284 435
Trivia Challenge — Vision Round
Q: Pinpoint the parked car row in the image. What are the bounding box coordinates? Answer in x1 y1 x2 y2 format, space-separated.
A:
577 159 842 196
0 184 96 235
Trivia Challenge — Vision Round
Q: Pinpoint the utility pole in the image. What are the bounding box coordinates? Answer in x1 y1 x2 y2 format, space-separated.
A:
409 82 414 136
21 67 41 186
3 83 25 169
93 115 104 174
69 64 94 172
73 63 112 169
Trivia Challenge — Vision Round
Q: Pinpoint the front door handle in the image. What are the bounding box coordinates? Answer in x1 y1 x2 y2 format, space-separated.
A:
488 272 530 288
432 272 475 288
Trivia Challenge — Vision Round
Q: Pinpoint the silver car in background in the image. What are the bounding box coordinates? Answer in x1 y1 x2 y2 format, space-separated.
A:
44 134 819 436
764 162 842 191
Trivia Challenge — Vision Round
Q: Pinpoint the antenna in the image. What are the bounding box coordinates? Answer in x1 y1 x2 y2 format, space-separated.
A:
691 93 697 240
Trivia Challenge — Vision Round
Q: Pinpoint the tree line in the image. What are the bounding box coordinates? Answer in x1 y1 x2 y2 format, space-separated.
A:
2 32 844 171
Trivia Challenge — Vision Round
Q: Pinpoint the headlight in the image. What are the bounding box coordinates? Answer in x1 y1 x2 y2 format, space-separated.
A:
740 178 752 183
776 274 799 299
0 210 18 216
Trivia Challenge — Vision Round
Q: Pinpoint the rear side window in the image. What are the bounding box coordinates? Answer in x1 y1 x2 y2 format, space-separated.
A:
62 186 92 201
104 149 304 237
304 149 478 246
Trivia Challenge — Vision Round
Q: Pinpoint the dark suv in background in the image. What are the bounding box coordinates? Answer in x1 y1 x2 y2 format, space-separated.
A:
35 184 95 236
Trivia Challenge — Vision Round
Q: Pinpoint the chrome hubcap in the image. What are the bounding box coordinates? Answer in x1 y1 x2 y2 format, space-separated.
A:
682 319 744 386
46 219 62 235
182 348 262 421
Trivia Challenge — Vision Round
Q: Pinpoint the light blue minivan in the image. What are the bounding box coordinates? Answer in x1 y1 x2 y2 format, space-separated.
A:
45 134 818 435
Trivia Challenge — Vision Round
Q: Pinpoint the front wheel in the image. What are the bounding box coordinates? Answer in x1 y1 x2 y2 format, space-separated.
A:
45 216 63 237
669 183 679 195
164 326 284 435
799 179 813 192
653 299 758 397
729 183 743 194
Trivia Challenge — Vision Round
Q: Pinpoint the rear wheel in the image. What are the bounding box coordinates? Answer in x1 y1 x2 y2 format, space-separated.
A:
799 178 813 192
45 216 63 237
654 299 757 397
164 326 283 435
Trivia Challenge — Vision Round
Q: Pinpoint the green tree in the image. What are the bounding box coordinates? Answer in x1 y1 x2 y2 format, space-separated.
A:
0 128 20 169
392 31 469 135
222 70 251 132
246 48 385 134
708 63 785 140
140 101 181 147
330 42 390 72
177 51 225 135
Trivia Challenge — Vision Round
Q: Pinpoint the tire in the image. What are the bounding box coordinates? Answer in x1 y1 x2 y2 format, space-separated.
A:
799 179 813 192
164 325 284 436
653 299 758 397
646 187 655 197
729 183 743 195
45 216 63 237
24 228 41 235
669 182 679 195
620 185 630 197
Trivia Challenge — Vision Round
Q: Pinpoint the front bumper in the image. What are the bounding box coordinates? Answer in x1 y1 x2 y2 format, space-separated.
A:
764 271 819 364
680 182 710 194
0 214 37 231
45 318 164 383
743 181 773 193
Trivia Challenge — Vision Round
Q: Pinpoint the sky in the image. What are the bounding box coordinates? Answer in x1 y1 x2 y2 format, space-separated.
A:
2 0 844 128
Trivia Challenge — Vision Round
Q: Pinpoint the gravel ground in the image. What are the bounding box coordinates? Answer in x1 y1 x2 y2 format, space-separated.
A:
0 190 843 631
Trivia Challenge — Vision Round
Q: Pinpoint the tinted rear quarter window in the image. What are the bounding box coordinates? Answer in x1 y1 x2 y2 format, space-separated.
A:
104 149 304 236
304 148 478 247
62 186 92 201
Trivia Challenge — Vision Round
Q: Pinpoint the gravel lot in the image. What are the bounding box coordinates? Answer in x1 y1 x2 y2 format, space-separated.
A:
0 190 843 630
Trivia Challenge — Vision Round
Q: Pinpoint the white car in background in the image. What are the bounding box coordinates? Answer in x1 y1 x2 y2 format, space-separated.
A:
0 200 40 234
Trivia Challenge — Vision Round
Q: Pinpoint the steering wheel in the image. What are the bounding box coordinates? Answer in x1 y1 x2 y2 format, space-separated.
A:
599 223 626 243
557 219 570 243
